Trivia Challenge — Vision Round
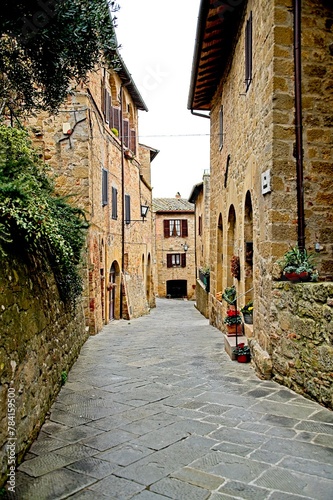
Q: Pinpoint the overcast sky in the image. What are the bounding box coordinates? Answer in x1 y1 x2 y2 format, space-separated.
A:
114 0 210 200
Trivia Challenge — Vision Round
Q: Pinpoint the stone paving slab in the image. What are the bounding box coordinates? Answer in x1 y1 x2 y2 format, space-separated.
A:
8 298 333 499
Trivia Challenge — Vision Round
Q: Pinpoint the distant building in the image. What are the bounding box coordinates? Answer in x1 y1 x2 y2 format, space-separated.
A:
153 194 195 299
189 170 210 317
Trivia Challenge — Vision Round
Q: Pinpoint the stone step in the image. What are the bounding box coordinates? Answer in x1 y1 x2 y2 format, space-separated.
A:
223 334 248 361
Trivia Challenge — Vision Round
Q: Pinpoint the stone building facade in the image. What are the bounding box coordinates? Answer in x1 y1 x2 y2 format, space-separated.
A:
28 53 157 333
188 0 333 404
153 195 196 300
189 171 211 317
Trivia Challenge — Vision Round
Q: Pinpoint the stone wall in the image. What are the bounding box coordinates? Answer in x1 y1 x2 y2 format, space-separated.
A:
268 282 333 409
0 255 88 487
195 279 209 319
27 66 155 333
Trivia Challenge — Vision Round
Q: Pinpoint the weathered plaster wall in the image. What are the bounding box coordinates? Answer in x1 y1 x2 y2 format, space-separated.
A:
269 282 333 409
0 256 88 486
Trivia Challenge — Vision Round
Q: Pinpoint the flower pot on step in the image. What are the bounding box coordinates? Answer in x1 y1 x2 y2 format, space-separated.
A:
226 324 243 336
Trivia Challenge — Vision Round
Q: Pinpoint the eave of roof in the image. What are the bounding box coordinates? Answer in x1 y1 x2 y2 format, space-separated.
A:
115 50 148 112
188 182 203 204
188 0 246 111
139 143 160 162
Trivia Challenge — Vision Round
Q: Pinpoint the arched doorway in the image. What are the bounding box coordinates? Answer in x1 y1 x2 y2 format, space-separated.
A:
244 191 254 302
108 261 120 321
216 213 223 296
227 205 236 286
146 253 151 304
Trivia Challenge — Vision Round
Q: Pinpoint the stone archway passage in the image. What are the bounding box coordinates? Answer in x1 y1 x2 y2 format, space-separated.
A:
166 280 187 298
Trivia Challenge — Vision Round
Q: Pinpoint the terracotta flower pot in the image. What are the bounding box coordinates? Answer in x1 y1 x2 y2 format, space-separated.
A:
226 324 243 336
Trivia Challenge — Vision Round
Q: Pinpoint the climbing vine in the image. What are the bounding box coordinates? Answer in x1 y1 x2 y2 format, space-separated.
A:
0 124 88 303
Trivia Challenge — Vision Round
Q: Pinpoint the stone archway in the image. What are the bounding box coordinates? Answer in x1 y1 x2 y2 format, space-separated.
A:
244 191 254 302
146 253 152 304
108 260 120 321
216 213 223 295
227 205 236 286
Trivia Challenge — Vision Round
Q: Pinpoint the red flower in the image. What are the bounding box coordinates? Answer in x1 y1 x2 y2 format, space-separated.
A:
227 309 240 317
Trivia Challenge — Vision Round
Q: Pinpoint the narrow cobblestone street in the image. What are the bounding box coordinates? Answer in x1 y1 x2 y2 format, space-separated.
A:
15 299 333 499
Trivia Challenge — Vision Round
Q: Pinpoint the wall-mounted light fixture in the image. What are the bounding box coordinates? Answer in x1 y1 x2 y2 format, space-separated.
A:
140 204 149 219
181 242 189 252
126 205 150 224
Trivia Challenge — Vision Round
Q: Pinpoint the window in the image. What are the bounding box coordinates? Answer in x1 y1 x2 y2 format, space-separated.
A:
219 106 224 150
130 129 137 154
112 187 118 219
102 168 108 206
245 12 253 91
167 253 186 268
123 120 129 149
198 215 202 236
125 194 131 224
164 219 188 238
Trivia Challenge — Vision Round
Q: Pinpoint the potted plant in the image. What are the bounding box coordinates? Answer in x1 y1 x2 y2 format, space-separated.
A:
241 300 253 324
230 255 240 280
222 285 237 306
233 343 251 363
224 308 242 336
199 266 210 292
277 246 318 283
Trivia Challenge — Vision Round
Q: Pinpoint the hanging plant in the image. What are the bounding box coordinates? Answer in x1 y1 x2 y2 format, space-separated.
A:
0 125 88 304
231 255 240 280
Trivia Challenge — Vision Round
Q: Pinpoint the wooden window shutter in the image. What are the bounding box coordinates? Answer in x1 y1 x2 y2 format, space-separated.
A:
130 129 136 154
102 168 108 206
125 194 131 224
101 85 106 119
164 220 170 238
123 120 129 148
167 254 172 268
112 187 117 219
198 216 202 236
181 253 186 268
181 219 188 237
113 107 121 134
105 92 111 124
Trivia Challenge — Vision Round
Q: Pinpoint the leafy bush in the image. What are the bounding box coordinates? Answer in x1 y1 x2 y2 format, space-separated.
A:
0 124 88 303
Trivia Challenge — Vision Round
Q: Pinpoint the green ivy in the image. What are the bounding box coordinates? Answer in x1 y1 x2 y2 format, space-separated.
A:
0 124 88 303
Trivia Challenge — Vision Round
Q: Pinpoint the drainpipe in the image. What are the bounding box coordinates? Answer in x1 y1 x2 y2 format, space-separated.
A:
294 0 305 251
120 82 129 318
191 109 210 120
